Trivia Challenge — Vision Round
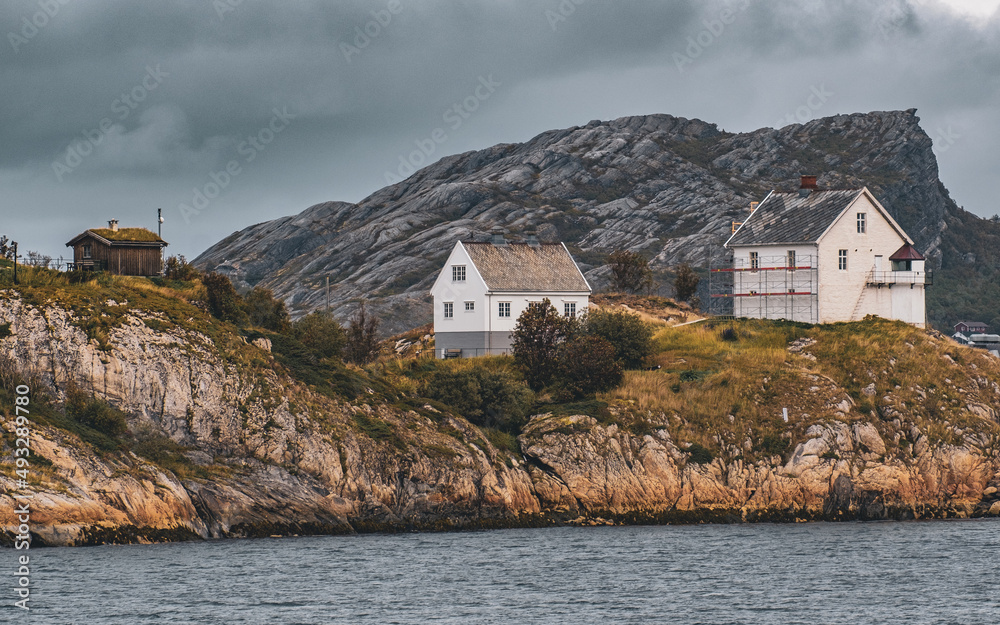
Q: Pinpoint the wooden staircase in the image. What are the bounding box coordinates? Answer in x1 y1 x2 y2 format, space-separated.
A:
849 285 869 321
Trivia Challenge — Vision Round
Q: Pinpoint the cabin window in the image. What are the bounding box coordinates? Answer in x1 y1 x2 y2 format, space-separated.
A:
498 302 511 318
82 244 92 259
464 301 475 312
564 302 576 318
443 302 453 319
838 249 848 270
749 252 759 271
451 265 466 282
857 213 866 234
787 250 796 272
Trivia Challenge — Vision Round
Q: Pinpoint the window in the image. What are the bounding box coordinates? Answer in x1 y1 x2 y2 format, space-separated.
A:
838 249 848 271
857 213 866 234
749 251 759 271
564 302 576 317
498 302 511 318
82 244 92 259
787 250 796 272
452 265 466 282
443 302 453 318
464 301 475 312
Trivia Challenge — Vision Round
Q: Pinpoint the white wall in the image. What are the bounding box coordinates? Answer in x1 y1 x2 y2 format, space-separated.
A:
817 193 909 323
430 242 490 335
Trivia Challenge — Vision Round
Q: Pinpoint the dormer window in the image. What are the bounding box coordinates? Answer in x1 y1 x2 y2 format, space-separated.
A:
857 213 866 234
452 265 466 282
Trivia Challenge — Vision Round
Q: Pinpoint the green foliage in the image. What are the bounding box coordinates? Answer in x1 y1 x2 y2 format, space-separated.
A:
0 235 13 260
580 307 653 369
607 250 653 294
133 433 206 479
352 412 405 449
344 301 381 365
0 322 10 339
244 286 290 332
511 299 574 390
291 310 346 360
423 367 535 431
483 427 520 455
673 263 700 302
65 388 128 438
553 335 623 400
163 255 200 281
757 433 790 456
686 442 714 464
202 272 247 325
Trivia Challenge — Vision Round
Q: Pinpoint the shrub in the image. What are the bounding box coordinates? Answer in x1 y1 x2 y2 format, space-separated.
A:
65 389 128 437
291 311 346 360
673 263 700 302
424 367 534 431
202 272 247 325
0 322 10 339
607 250 653 294
553 335 623 400
687 442 714 464
511 299 574 390
580 308 653 369
244 286 290 332
164 255 200 281
344 301 381 364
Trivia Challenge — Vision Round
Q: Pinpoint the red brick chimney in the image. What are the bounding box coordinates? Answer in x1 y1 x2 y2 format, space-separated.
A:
800 175 818 190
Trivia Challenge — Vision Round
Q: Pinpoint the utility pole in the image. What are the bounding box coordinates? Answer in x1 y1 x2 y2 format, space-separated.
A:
326 276 330 312
12 241 17 284
158 208 165 276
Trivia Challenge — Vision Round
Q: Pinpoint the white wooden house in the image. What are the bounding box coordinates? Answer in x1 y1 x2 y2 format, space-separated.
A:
720 177 929 327
430 235 591 358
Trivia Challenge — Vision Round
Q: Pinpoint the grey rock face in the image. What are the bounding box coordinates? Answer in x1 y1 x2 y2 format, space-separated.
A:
195 110 970 333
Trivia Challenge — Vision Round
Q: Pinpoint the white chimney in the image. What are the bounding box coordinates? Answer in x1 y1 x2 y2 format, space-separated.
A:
108 219 119 232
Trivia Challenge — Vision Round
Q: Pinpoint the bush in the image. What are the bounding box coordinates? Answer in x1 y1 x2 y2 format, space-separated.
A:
607 250 653 294
202 272 247 325
511 299 574 390
674 263 700 302
244 286 290 332
291 311 346 360
687 442 714 464
580 308 653 369
65 389 128 437
424 367 534 431
344 301 381 364
553 335 623 400
164 255 200 281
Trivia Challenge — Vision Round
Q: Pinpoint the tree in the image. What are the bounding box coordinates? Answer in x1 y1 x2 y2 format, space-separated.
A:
344 301 381 364
674 263 700 302
511 299 574 390
244 287 290 332
0 236 13 260
580 307 653 369
164 255 200 281
202 272 247 325
291 310 346 360
554 335 623 400
607 250 653 293
424 367 534 431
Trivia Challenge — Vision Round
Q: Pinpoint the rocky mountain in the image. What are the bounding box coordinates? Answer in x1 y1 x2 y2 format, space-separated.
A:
2 289 999 546
194 109 1000 334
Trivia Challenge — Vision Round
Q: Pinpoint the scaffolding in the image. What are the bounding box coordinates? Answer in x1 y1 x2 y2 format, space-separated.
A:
709 254 819 323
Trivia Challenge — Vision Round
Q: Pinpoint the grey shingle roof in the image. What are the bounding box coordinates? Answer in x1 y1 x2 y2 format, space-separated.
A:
726 189 863 246
463 242 591 292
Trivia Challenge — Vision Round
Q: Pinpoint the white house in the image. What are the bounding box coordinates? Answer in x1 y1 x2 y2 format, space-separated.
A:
430 235 592 358
720 176 929 327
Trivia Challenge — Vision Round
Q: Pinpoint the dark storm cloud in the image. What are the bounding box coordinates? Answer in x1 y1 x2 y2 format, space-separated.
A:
2 0 1000 259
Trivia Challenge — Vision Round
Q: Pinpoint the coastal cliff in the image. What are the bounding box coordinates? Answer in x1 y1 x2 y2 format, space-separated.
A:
2 287 999 546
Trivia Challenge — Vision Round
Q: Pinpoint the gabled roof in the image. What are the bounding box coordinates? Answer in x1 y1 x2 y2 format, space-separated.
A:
726 189 863 246
462 242 591 293
66 228 167 247
725 187 912 248
889 242 924 261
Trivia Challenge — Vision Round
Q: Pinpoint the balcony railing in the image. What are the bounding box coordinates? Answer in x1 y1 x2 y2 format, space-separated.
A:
865 269 932 286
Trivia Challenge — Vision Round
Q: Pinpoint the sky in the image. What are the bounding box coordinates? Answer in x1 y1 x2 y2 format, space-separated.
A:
2 0 999 262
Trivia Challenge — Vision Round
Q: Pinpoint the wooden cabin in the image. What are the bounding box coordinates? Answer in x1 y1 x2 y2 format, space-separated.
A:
65 220 168 276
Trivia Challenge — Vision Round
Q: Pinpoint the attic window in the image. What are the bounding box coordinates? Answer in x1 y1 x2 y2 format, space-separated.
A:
857 213 867 234
452 265 466 282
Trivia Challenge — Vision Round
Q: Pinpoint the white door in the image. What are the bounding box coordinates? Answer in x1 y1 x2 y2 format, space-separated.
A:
874 255 883 274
